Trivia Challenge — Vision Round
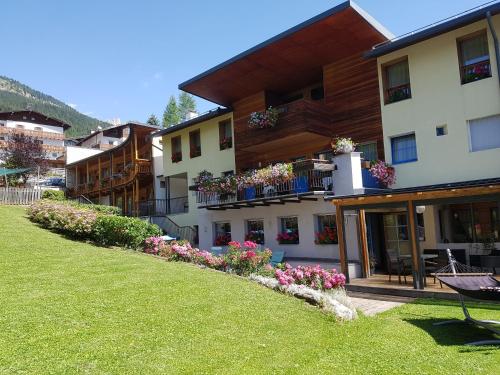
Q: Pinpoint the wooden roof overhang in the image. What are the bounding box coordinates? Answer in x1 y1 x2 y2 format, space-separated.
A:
329 178 500 209
179 1 392 106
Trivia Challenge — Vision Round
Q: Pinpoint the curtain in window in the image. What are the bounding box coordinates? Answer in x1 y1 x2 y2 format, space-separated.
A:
469 115 500 152
391 134 417 163
386 61 410 88
460 34 489 65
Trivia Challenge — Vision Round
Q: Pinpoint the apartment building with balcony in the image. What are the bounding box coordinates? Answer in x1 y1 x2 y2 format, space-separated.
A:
150 108 235 244
329 2 500 290
65 122 158 215
0 110 69 167
177 1 394 277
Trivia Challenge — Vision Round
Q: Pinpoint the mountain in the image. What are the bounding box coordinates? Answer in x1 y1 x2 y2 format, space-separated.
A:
0 76 111 137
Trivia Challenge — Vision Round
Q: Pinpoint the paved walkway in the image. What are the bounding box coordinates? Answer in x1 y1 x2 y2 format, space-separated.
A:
347 292 415 316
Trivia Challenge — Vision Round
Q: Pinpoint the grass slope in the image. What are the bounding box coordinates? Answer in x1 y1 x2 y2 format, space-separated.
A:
0 206 498 374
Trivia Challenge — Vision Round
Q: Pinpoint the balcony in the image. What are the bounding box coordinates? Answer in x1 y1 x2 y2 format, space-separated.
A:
239 99 332 154
195 159 334 207
0 127 64 140
138 197 189 216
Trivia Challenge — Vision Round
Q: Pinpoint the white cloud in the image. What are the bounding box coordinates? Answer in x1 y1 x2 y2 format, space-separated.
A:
67 103 77 109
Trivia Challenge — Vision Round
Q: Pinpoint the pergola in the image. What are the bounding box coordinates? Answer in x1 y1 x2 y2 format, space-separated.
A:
329 178 500 289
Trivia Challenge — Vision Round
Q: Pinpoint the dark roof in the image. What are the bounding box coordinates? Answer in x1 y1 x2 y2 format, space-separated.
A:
325 177 500 201
366 1 500 58
178 1 392 105
0 110 71 129
153 107 232 137
76 122 159 145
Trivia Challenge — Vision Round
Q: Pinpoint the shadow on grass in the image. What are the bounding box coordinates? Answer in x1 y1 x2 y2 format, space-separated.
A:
402 299 500 351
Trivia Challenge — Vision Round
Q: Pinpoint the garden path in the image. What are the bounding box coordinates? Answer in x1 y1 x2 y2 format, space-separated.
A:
347 292 415 316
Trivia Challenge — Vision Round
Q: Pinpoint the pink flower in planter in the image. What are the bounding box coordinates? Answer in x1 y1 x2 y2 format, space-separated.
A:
243 240 258 249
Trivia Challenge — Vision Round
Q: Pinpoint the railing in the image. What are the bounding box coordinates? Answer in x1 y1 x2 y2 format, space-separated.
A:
386 83 411 103
0 127 65 140
138 197 189 216
461 59 491 84
149 216 197 244
196 162 333 205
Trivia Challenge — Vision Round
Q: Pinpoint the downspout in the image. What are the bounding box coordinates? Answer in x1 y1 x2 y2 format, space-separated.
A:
486 11 500 86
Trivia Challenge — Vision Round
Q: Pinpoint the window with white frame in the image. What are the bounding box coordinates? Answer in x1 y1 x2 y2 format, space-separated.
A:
214 222 231 246
469 115 500 152
315 214 338 244
246 219 265 244
278 217 299 244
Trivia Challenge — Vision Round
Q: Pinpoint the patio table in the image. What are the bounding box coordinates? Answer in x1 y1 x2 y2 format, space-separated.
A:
398 254 438 286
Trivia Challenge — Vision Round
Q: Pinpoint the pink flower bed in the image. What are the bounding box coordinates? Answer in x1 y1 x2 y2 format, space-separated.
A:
274 264 346 291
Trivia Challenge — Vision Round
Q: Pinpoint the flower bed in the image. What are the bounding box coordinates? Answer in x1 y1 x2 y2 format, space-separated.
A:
248 107 279 129
28 200 160 248
274 264 345 290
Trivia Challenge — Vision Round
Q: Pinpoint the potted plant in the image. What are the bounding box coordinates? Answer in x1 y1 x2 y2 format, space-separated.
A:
315 226 338 244
331 137 356 154
214 233 231 246
248 107 279 129
277 231 299 245
369 160 396 188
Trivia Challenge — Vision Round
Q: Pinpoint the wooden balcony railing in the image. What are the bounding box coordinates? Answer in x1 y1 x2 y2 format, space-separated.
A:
461 59 491 84
0 127 65 140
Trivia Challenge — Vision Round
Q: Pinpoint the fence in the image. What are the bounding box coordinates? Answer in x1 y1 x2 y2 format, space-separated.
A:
0 187 42 205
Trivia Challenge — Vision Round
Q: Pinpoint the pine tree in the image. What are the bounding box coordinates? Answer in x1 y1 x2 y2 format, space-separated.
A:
178 92 197 121
146 114 159 127
162 96 180 127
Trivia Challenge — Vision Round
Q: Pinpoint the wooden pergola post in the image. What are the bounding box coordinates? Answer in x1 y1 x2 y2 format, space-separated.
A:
135 179 140 216
124 187 127 215
407 200 423 289
335 204 349 282
358 209 370 277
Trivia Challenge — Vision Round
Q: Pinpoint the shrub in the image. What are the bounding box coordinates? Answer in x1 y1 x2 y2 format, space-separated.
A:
224 241 272 276
274 264 346 291
41 190 65 201
93 215 161 248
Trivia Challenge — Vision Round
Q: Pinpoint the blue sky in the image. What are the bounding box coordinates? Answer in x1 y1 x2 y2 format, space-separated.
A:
1 0 492 123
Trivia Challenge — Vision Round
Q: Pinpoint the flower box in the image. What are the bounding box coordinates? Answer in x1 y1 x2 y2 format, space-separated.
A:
277 231 299 245
220 137 232 150
248 107 279 129
171 152 182 163
190 146 201 158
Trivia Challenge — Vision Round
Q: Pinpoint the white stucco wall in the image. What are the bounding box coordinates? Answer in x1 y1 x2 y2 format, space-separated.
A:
378 16 500 188
152 137 165 201
65 146 103 165
198 200 361 268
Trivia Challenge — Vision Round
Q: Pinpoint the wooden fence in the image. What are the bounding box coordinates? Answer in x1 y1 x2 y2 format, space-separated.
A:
0 187 42 205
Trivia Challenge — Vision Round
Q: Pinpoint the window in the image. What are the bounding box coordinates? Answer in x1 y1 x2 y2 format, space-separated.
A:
383 213 410 256
219 120 232 150
171 136 182 163
358 142 378 161
16 124 24 129
383 58 411 104
391 133 417 164
310 86 324 101
222 170 234 178
314 150 334 161
436 125 448 136
469 115 500 152
458 31 491 84
0 136 5 141
34 126 43 131
160 180 166 189
246 219 265 244
315 215 338 244
446 202 499 243
189 130 201 158
214 222 231 246
278 217 299 244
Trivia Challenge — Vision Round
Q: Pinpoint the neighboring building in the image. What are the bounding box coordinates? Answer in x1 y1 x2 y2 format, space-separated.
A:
0 110 69 168
65 122 158 215
153 108 235 244
177 1 393 277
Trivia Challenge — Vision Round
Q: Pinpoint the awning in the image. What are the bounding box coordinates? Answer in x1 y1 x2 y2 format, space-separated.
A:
0 167 33 177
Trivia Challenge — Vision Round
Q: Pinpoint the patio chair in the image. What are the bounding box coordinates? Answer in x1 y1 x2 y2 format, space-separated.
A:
210 247 224 256
434 249 500 346
270 251 285 267
386 249 410 284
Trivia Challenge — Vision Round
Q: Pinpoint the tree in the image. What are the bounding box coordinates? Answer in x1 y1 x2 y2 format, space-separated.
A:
1 132 48 185
178 92 197 121
146 114 159 126
162 96 180 127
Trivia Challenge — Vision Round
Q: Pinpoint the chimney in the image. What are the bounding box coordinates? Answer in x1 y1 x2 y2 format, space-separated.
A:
332 152 364 196
186 111 198 120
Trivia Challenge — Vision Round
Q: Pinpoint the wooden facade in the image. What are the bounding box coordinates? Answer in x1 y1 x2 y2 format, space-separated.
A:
66 124 155 216
179 4 390 171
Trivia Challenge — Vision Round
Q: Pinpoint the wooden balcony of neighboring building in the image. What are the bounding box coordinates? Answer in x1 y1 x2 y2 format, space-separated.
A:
0 127 65 140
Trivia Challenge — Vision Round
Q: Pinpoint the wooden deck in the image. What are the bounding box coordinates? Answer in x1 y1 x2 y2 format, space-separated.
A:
347 274 459 300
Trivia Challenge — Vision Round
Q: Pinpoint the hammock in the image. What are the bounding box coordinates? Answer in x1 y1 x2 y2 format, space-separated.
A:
433 249 500 346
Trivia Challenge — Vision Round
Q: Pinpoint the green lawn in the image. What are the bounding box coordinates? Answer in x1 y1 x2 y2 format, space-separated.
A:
0 206 498 374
